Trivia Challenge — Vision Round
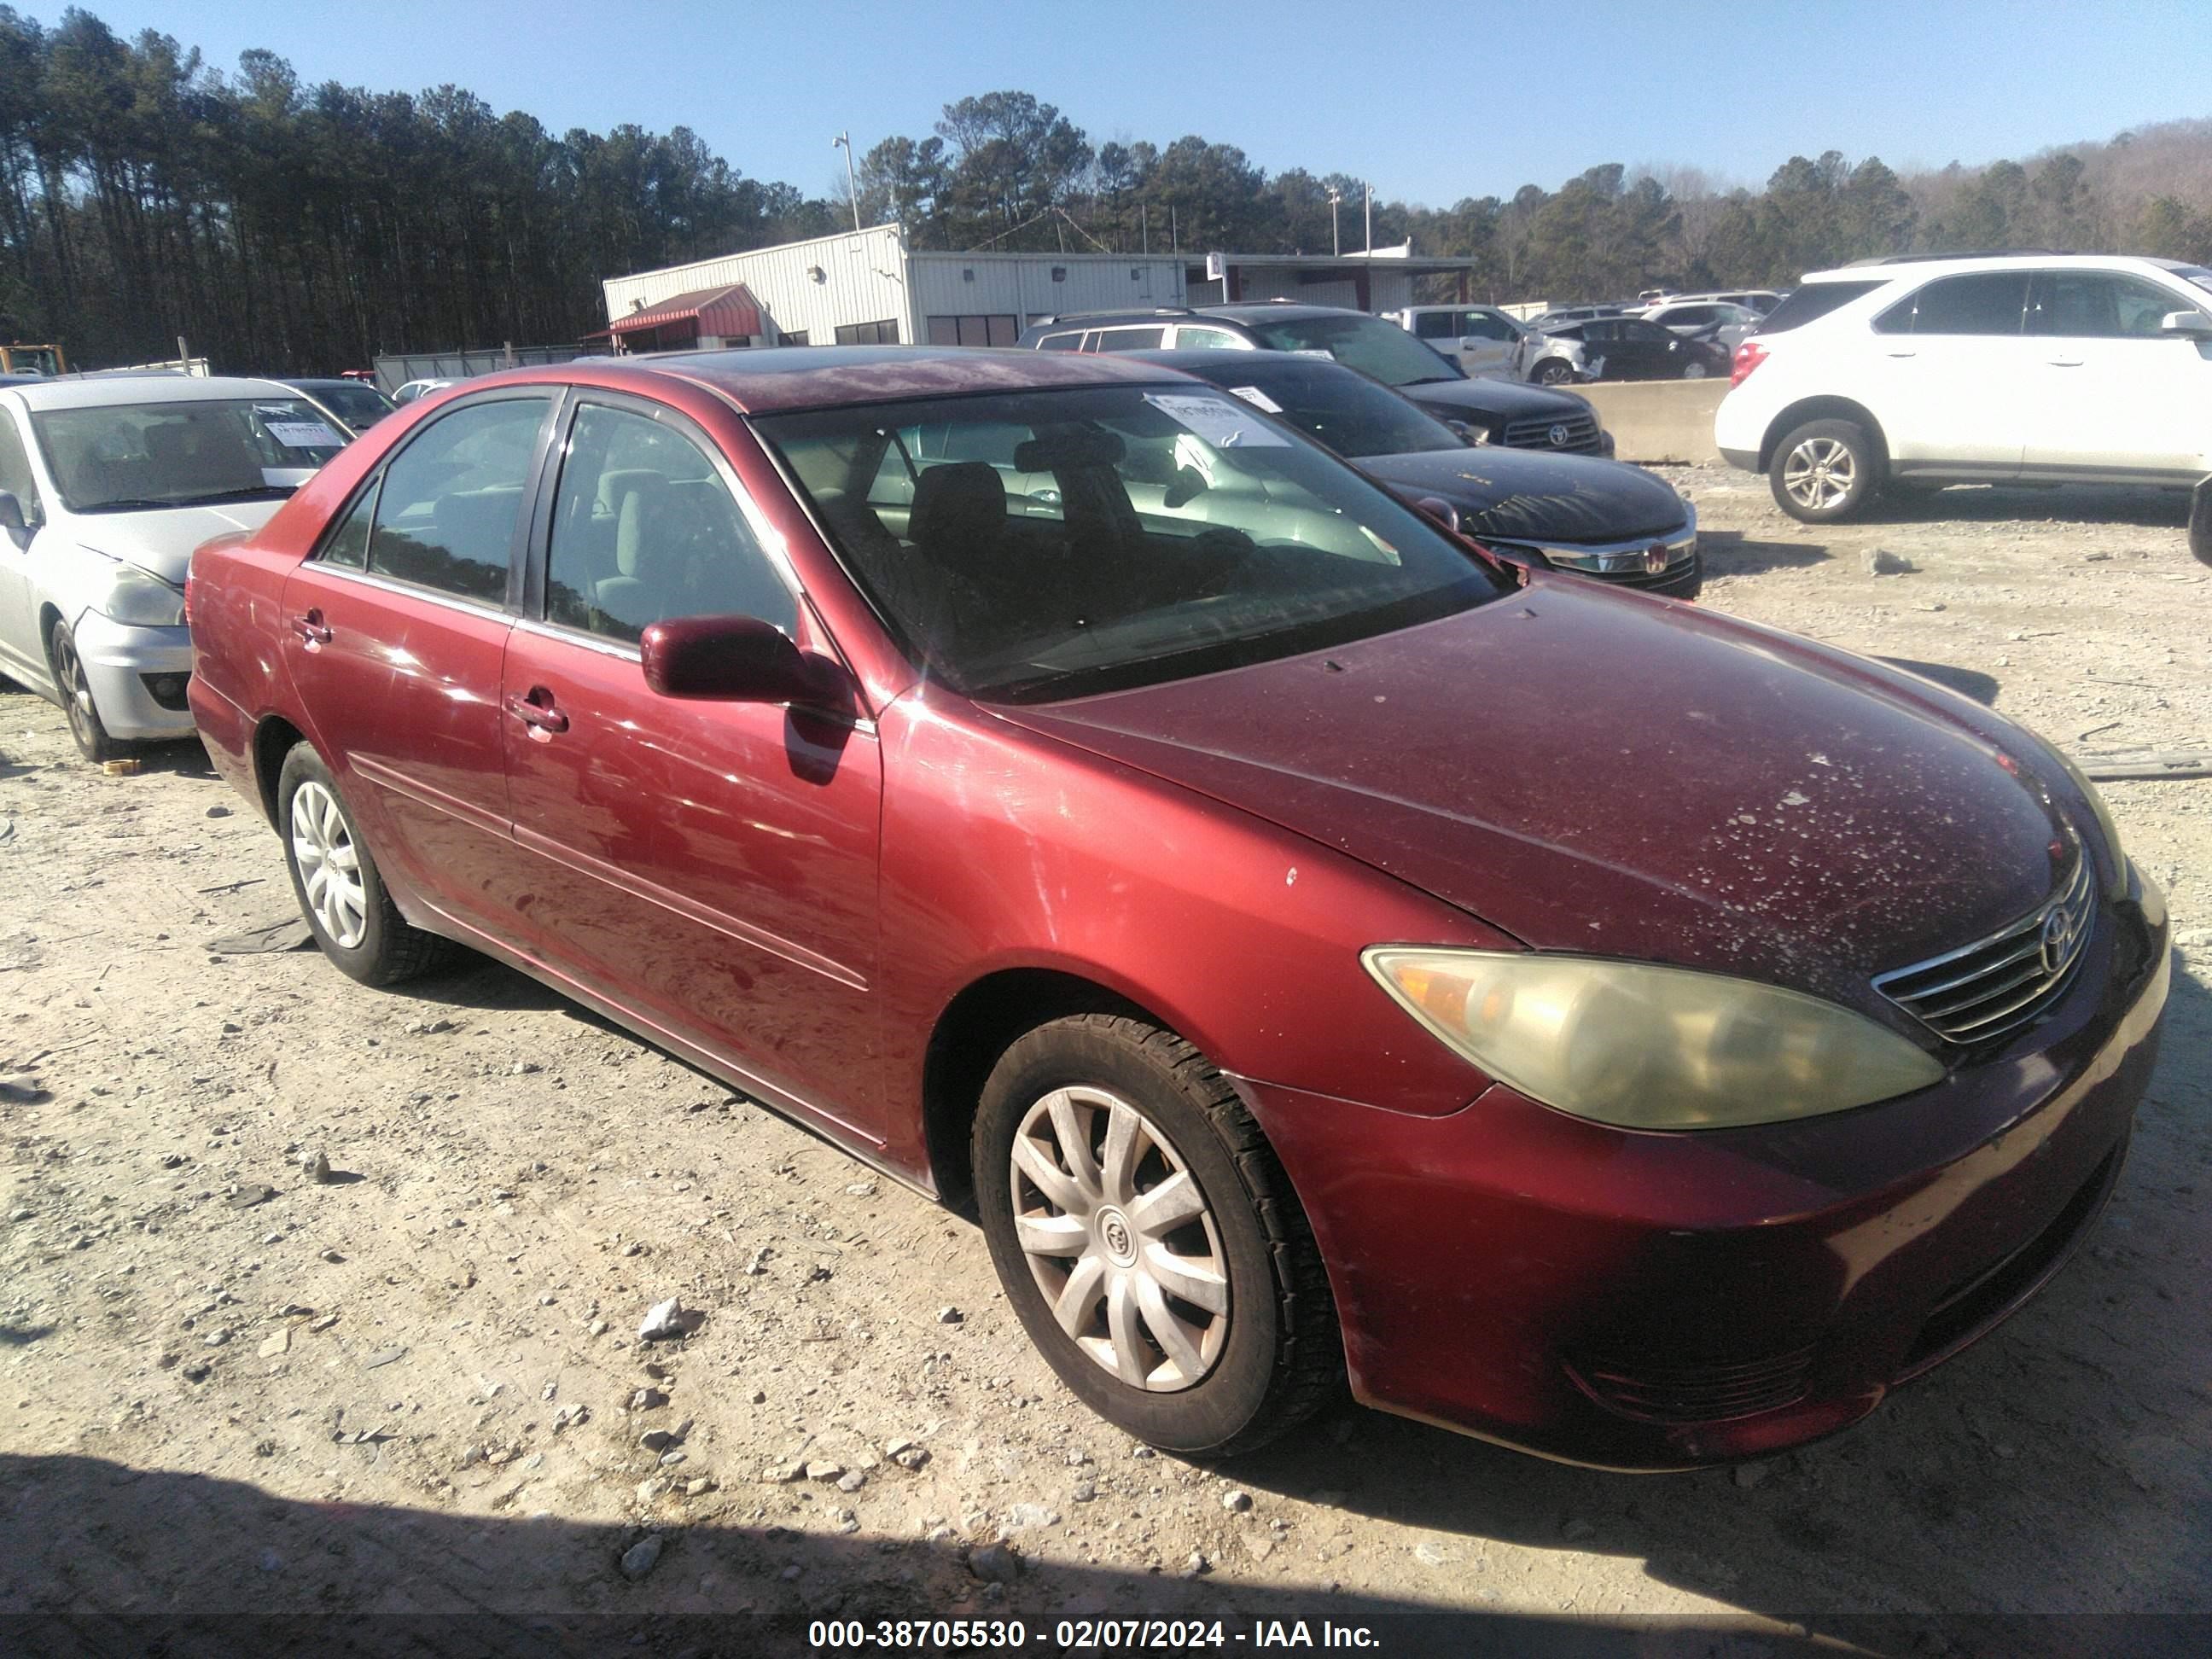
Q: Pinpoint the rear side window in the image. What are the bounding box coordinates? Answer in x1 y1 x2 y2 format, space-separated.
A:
1873 272 2030 336
318 485 374 569
367 396 549 602
1757 281 1885 334
1091 327 1167 352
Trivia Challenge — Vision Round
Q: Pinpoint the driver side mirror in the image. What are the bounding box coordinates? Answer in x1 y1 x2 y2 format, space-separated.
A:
0 491 28 537
640 615 849 710
2161 311 2212 339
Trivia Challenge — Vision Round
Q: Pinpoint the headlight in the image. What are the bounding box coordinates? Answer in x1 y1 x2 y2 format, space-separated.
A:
96 564 185 627
1363 948 1945 1130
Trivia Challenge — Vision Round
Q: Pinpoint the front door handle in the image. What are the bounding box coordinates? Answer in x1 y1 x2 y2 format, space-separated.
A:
291 610 332 645
1886 349 1917 358
508 689 569 736
2046 356 2085 368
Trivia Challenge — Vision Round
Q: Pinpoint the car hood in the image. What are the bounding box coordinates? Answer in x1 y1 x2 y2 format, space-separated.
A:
69 500 287 585
1355 449 1689 544
1394 377 1592 423
992 585 2077 1014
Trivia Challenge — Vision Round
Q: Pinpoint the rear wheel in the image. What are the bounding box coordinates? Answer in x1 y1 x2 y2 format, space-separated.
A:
973 1014 1342 1457
276 743 454 986
47 620 122 764
1682 359 1710 380
1769 418 1876 523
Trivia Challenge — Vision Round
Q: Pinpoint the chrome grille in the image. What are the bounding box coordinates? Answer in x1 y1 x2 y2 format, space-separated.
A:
1873 854 2096 1045
1501 410 1601 453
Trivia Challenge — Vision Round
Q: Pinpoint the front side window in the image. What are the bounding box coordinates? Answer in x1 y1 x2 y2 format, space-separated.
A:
758 383 1504 702
1091 327 1167 352
1410 312 1457 340
1246 314 1464 387
2030 271 2193 339
365 396 548 602
0 409 41 522
1875 272 2030 336
1034 332 1083 352
544 403 794 643
29 397 346 513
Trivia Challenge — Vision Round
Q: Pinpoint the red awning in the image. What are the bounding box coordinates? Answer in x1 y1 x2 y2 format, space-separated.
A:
608 282 763 340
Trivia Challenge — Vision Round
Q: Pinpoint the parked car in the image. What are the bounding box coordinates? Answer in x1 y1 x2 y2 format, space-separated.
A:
0 375 346 760
187 345 2168 1467
391 378 454 405
1528 304 1632 332
1136 349 1697 597
1718 253 2212 523
1641 300 1765 351
1382 305 1588 385
1656 288 1784 317
1544 316 1732 381
281 376 399 437
1019 304 1613 456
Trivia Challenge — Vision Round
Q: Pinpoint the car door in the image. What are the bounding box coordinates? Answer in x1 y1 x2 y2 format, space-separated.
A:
1866 271 2031 472
281 390 556 946
1453 310 1520 379
0 405 48 682
501 393 886 1141
1618 319 1686 378
2022 268 2210 477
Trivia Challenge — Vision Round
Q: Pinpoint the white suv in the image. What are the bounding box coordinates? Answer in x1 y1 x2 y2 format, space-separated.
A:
1714 253 2212 522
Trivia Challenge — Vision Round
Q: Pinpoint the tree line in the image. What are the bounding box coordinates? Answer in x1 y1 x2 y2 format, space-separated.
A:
4 9 2211 373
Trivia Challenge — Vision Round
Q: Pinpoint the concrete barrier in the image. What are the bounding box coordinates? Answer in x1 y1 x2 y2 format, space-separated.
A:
1580 379 1731 466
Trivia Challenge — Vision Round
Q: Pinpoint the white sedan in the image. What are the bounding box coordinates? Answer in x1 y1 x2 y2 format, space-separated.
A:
0 375 346 760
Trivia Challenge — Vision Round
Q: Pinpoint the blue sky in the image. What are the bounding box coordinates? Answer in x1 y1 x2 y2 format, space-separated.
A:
73 0 2212 205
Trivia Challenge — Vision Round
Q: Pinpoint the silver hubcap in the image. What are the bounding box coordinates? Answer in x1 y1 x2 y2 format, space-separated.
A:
1783 436 1856 510
1010 1086 1230 1392
290 780 368 950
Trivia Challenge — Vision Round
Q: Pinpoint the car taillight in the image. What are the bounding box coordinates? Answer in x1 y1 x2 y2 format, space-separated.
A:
1731 341 1768 388
182 559 195 630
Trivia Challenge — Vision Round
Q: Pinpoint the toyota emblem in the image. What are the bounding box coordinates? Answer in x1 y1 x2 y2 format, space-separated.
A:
2038 905 2077 975
1547 423 1570 447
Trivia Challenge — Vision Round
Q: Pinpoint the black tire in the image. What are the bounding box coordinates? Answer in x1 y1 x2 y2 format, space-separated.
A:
972 1014 1342 1457
1533 358 1575 386
1768 417 1877 523
47 619 123 764
2188 474 2212 568
275 743 454 986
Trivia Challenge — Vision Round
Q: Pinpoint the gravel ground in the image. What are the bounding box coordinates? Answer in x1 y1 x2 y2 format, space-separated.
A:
1 472 2208 1655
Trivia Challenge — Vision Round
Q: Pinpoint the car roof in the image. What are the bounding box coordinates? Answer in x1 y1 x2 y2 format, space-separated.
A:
3 373 306 410
1798 252 2197 286
284 377 385 393
461 346 1193 416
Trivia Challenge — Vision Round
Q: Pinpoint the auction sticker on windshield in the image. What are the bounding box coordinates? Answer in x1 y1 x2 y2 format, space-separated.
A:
1226 385 1284 414
1142 392 1289 449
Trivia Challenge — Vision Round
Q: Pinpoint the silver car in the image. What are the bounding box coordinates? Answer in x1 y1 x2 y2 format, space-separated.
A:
1384 306 1590 385
0 375 346 760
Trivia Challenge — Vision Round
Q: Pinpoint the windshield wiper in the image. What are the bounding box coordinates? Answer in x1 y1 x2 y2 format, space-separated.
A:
171 486 296 505
75 498 191 513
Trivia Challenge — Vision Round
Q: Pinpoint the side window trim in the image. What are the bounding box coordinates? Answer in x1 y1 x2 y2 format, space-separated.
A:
524 387 806 643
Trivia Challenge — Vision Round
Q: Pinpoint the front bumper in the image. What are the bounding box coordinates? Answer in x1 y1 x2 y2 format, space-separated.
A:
70 613 195 741
1239 872 2168 1469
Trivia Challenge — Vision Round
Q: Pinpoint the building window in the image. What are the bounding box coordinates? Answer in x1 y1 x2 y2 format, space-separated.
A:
834 320 900 346
925 315 1019 347
777 330 809 346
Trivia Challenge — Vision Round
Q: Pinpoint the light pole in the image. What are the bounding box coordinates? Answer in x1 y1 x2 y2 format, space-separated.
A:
1363 182 1372 255
832 131 862 233
1326 186 1342 258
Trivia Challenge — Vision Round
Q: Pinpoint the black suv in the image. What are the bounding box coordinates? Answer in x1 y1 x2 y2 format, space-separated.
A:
1016 303 1612 457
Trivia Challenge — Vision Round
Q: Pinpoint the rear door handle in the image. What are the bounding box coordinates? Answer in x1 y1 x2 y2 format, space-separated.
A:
1885 349 1917 358
291 610 332 645
508 690 569 736
2046 356 2084 367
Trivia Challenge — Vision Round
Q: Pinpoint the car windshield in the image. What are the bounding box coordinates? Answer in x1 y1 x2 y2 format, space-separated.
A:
304 382 395 431
30 397 346 512
1244 314 1466 387
756 383 1504 702
1196 362 1463 459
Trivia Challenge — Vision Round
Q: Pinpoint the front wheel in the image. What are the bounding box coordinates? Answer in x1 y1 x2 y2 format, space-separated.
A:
1769 418 1877 523
47 620 123 764
973 1014 1342 1457
1533 358 1575 386
276 744 455 986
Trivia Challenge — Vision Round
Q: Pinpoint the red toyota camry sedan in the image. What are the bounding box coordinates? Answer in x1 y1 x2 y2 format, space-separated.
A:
185 348 2168 1469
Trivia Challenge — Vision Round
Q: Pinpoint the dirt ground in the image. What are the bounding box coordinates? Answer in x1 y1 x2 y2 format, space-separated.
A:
2 470 2209 1656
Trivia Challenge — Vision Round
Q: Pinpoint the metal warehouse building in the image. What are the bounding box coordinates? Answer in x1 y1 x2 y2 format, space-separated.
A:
598 227 1481 351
